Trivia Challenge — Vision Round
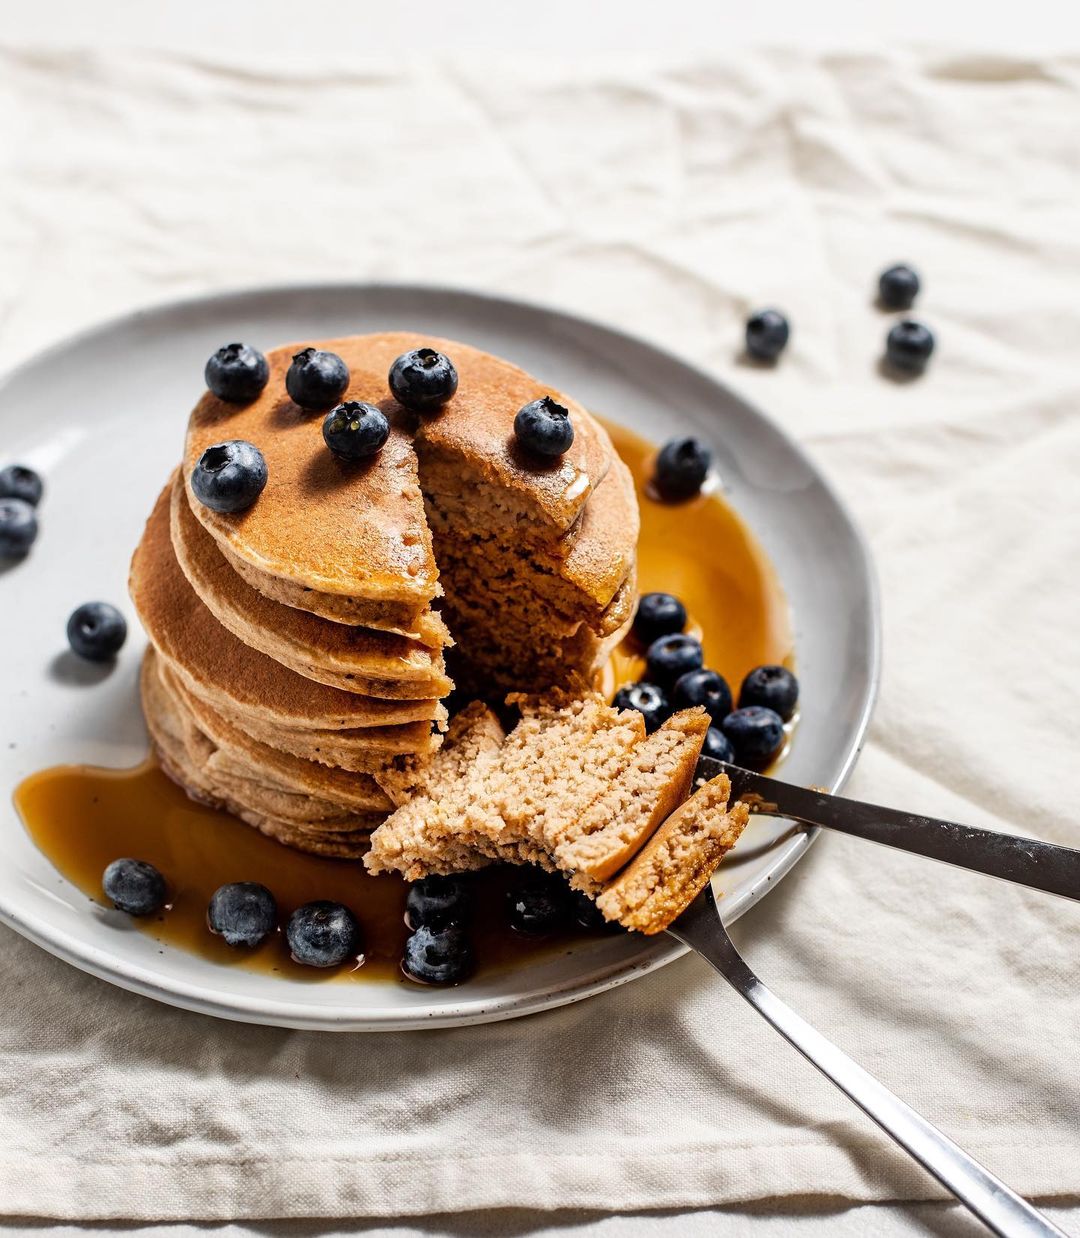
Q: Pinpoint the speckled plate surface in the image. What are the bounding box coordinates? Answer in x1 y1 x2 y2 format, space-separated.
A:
0 284 879 1031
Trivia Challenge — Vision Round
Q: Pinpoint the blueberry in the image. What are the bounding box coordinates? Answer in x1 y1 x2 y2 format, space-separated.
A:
645 633 704 691
388 348 458 413
507 871 571 936
702 726 735 763
885 320 935 373
878 264 920 311
102 858 166 916
653 437 711 501
286 900 361 968
207 881 276 948
67 602 127 662
721 706 785 770
672 668 733 725
0 498 38 559
613 681 670 734
738 664 799 721
285 347 349 410
632 592 687 644
406 874 470 930
745 309 790 361
0 464 43 507
402 923 474 985
322 401 390 461
191 440 268 513
514 396 575 458
204 342 269 403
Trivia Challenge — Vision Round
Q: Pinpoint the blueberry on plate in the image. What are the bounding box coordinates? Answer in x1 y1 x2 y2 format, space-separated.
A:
204 342 269 403
388 347 458 413
885 320 935 373
0 498 38 559
514 396 575 457
286 900 361 968
406 874 471 930
632 592 687 645
402 923 474 985
207 881 277 948
191 440 268 513
671 668 732 725
721 705 785 770
285 347 350 410
645 633 704 691
323 401 390 461
702 726 735 763
878 263 920 311
102 858 166 917
507 871 571 936
745 309 790 362
653 437 711 501
613 681 670 734
67 601 127 662
738 664 799 721
0 464 43 507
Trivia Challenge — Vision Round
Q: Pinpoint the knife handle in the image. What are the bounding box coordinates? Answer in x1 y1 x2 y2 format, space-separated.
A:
698 757 1080 903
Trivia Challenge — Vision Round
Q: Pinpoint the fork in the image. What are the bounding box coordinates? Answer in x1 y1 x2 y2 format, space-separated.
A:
664 756 1079 1237
669 889 1066 1237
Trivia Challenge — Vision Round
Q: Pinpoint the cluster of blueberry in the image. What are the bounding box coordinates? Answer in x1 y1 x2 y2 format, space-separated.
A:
615 592 799 771
743 262 935 375
0 463 43 560
0 461 129 661
100 856 607 983
195 342 579 516
101 859 364 968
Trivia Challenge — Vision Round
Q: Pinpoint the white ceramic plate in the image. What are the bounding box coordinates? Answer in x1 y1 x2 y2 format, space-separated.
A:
0 284 879 1031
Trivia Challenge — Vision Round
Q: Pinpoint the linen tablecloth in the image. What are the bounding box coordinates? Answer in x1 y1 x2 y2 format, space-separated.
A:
1 46 1079 1222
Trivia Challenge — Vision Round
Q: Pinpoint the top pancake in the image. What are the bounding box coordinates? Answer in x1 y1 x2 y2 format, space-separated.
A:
183 333 612 609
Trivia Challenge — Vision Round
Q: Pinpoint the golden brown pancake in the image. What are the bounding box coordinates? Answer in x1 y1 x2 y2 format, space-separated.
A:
169 474 451 700
130 484 447 733
156 657 393 813
143 651 381 859
182 333 612 622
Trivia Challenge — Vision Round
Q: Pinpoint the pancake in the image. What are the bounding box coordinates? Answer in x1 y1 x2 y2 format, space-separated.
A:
170 474 451 700
130 483 447 734
156 658 393 813
182 333 611 622
217 543 450 645
143 651 380 859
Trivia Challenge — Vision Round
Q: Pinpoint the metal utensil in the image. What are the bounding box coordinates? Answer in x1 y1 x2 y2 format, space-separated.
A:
697 756 1080 902
669 887 1066 1237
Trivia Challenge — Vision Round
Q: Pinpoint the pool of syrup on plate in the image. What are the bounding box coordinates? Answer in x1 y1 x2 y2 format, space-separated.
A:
14 422 793 984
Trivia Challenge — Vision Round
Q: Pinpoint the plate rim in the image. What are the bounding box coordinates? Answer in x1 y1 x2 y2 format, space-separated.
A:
0 280 881 1031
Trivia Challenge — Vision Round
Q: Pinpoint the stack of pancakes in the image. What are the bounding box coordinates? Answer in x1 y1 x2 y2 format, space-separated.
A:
131 333 638 857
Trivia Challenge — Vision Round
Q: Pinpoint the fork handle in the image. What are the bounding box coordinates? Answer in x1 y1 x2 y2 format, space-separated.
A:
707 759 1080 903
671 890 1067 1238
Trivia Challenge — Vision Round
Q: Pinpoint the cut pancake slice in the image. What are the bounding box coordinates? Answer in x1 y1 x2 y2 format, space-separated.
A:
364 702 507 879
364 693 749 933
170 474 451 700
131 483 446 738
555 709 709 884
488 694 646 854
157 659 393 813
595 774 751 934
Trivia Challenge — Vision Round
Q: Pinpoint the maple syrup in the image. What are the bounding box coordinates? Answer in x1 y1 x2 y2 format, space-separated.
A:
14 423 793 982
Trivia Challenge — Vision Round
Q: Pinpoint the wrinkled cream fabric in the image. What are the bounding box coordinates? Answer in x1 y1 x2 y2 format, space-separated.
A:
1 46 1078 1221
